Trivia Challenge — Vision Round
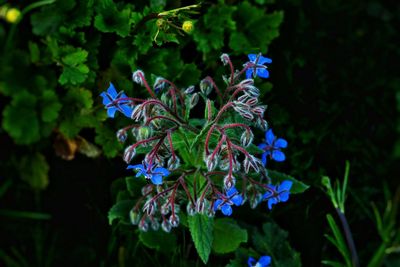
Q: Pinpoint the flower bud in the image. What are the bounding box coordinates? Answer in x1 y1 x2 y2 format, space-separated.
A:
131 104 143 121
139 219 149 232
138 126 152 140
220 53 230 66
239 79 254 87
123 146 136 163
153 77 167 93
141 184 153 196
169 214 180 228
5 8 21 24
240 130 254 147
132 70 145 85
200 78 212 95
257 118 268 131
223 175 236 190
190 93 199 108
205 153 219 171
243 155 262 173
182 20 194 33
143 199 156 216
240 110 254 120
187 202 196 216
244 85 260 98
129 210 140 225
252 105 266 116
116 129 128 143
185 85 195 94
196 199 210 213
161 220 172 233
161 203 170 215
246 97 258 106
151 220 160 231
167 156 180 170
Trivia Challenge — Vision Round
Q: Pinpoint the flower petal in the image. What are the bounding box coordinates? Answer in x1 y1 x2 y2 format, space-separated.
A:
100 92 111 105
107 83 118 97
272 150 285 161
257 68 270 78
246 68 253 79
248 54 257 62
127 164 143 171
262 190 273 200
231 194 243 206
107 106 117 118
214 199 223 211
221 204 232 216
258 55 272 65
265 129 275 145
278 180 293 192
247 257 257 267
226 187 238 197
261 152 268 166
268 197 278 210
274 138 288 148
154 167 170 177
258 255 272 266
258 143 267 150
151 174 163 185
278 191 290 202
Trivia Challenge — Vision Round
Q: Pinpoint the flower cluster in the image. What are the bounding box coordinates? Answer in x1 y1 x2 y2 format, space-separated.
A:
100 53 294 232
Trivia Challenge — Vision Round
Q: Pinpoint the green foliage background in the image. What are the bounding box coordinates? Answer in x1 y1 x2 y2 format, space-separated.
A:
0 0 399 266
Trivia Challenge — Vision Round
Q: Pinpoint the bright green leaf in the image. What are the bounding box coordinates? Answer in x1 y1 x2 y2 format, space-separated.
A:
212 218 248 254
188 214 213 264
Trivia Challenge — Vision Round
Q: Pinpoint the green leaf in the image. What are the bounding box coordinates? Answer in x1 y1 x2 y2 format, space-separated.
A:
40 90 62 122
108 199 134 225
188 214 213 264
321 260 346 267
94 0 131 37
95 125 123 158
326 214 352 266
2 91 41 144
253 222 301 267
59 48 89 85
212 218 248 254
268 170 309 194
18 153 50 191
139 230 177 253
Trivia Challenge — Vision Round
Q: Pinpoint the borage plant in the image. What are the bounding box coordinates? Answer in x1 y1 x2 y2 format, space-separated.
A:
102 53 306 264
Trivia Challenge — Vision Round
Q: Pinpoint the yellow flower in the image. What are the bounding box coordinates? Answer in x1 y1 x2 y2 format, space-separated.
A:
182 20 194 33
5 8 21 23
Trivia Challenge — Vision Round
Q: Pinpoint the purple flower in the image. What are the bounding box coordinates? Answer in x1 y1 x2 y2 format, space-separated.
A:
263 180 293 210
127 162 170 185
246 54 272 79
213 187 243 216
258 129 288 166
248 255 271 267
100 83 133 118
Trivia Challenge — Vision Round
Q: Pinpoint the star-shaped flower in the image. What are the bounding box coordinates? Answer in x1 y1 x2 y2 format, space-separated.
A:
248 255 271 267
127 162 170 185
258 129 288 166
245 54 272 79
213 187 243 216
100 83 134 118
263 180 293 210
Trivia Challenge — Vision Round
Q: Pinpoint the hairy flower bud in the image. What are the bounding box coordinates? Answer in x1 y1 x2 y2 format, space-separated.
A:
187 202 196 216
252 105 266 116
220 53 230 66
138 219 149 232
257 118 268 131
205 153 219 171
151 219 160 231
167 156 180 170
185 85 195 94
239 79 254 87
246 97 258 106
169 214 180 228
161 203 170 215
161 220 172 233
190 93 199 108
116 129 128 143
132 70 145 85
240 110 254 120
131 104 143 121
138 126 152 140
143 199 156 216
141 184 153 196
243 155 262 173
200 78 212 95
223 175 236 190
153 77 167 93
244 85 260 98
123 146 136 163
196 198 210 213
240 130 254 147
129 210 140 225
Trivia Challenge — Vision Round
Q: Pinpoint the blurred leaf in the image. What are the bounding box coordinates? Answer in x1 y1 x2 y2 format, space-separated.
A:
139 230 177 253
253 222 301 267
108 199 134 225
188 214 213 264
59 48 89 85
40 90 62 122
94 0 131 37
212 218 247 254
18 153 50 191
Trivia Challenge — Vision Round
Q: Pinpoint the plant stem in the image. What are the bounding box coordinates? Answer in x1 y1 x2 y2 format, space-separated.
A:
336 208 360 267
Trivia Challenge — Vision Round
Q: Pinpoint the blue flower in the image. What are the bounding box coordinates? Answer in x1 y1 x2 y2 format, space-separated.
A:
246 54 272 79
127 162 170 185
248 256 271 267
258 129 288 166
213 187 243 216
100 83 134 118
263 180 293 210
